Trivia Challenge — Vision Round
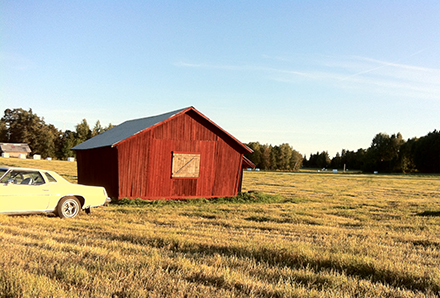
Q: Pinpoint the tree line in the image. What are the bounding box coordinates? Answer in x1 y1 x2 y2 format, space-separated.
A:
245 142 304 171
246 131 440 173
0 108 113 159
304 131 440 173
1 108 439 173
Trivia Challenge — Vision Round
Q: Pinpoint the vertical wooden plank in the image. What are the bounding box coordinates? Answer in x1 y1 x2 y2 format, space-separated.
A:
117 129 152 199
148 138 173 198
197 140 216 197
77 147 118 198
212 138 242 197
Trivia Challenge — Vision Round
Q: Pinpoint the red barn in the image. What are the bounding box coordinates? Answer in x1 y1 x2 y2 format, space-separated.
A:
72 107 254 200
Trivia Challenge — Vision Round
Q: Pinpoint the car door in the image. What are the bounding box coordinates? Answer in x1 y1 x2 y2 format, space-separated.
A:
0 170 51 213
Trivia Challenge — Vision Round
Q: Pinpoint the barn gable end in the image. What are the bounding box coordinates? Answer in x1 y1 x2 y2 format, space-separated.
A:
73 107 253 200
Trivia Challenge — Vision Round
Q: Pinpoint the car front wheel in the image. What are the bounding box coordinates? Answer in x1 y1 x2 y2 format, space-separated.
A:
56 196 81 218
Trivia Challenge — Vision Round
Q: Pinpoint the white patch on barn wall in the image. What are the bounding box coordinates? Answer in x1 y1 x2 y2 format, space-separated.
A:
172 153 200 178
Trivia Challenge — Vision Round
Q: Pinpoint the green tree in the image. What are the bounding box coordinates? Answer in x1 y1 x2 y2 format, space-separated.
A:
0 120 7 141
364 133 391 172
277 143 292 170
92 120 104 137
58 130 77 159
75 119 91 145
36 124 60 158
414 130 440 173
245 142 262 168
0 108 61 159
364 132 404 172
306 152 319 168
316 151 331 169
289 149 303 171
91 120 114 137
260 144 272 170
389 133 405 172
398 137 417 173
302 155 308 167
331 152 342 169
270 145 278 170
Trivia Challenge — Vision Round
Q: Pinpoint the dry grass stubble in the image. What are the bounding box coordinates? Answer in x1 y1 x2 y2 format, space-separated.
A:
1 159 440 297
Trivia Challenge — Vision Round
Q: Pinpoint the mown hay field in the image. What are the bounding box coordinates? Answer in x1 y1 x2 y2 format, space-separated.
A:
1 158 440 297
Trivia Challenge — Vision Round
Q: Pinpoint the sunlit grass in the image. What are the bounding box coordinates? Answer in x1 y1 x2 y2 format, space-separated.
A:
1 158 440 297
0 157 77 182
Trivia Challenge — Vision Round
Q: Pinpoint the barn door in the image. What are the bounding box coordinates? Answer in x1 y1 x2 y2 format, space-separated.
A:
171 152 199 197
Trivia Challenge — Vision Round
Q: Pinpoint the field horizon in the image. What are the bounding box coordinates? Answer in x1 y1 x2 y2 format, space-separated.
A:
1 157 439 297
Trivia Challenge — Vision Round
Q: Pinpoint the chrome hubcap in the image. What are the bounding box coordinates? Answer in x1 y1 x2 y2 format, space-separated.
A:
63 200 78 217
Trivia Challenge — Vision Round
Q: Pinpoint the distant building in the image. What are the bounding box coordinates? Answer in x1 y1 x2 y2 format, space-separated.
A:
0 143 31 158
72 107 255 200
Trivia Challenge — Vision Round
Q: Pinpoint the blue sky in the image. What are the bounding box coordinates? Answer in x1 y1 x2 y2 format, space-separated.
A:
2 1 439 157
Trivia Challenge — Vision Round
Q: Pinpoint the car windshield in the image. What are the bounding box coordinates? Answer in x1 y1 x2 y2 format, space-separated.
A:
0 170 46 185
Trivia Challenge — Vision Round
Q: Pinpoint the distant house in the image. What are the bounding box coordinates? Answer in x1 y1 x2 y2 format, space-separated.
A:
0 143 31 158
72 107 254 200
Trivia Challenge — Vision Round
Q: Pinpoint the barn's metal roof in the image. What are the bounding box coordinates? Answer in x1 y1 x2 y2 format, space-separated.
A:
72 106 252 153
72 107 187 150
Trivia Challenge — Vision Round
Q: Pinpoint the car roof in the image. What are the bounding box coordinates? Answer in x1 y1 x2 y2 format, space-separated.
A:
0 166 69 182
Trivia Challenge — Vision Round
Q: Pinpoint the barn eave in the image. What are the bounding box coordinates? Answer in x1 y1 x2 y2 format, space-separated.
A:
72 106 252 154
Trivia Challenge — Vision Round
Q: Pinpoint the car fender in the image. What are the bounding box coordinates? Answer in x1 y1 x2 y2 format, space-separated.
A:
47 194 85 210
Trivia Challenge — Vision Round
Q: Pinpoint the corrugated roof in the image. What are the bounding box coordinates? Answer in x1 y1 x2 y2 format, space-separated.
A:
72 107 188 150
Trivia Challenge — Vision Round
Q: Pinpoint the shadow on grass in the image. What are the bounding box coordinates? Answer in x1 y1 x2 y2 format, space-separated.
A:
92 230 438 294
416 210 440 217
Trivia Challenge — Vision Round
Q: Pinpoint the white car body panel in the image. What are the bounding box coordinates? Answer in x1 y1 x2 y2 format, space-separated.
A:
0 167 110 216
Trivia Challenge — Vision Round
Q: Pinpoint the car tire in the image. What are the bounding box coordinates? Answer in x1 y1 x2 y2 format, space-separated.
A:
56 196 81 219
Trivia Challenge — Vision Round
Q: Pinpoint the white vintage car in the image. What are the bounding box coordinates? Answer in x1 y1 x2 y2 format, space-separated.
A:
0 167 111 218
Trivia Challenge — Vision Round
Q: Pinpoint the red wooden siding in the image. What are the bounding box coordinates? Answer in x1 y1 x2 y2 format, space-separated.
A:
173 178 197 196
75 108 250 200
197 141 216 196
117 129 153 198
211 138 242 196
76 147 118 197
114 111 246 199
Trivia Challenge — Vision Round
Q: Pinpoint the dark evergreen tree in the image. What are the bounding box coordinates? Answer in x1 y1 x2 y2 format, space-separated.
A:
389 133 405 172
316 151 331 169
413 130 440 173
331 152 342 169
398 137 417 173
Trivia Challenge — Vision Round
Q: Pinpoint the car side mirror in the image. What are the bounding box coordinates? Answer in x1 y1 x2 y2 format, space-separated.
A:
5 179 14 185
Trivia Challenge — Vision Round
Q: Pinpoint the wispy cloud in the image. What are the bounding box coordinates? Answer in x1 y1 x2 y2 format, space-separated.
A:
175 60 315 78
174 61 242 71
175 52 440 101
333 55 440 100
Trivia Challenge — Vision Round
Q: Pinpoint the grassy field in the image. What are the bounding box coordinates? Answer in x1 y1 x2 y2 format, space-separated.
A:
1 158 440 297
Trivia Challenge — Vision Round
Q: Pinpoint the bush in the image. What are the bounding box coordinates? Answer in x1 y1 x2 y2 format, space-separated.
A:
114 191 285 206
